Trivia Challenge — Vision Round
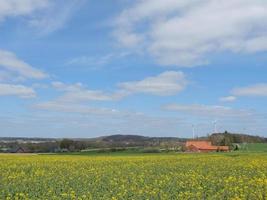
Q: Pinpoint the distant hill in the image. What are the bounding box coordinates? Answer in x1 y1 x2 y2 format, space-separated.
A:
102 134 149 142
99 134 186 147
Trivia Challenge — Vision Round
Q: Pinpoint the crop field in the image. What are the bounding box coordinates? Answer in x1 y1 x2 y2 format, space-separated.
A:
1 153 267 200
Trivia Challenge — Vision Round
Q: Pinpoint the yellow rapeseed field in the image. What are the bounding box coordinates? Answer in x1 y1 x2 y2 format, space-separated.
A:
0 153 267 200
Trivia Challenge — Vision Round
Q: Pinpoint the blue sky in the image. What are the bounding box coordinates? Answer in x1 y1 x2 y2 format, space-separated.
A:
0 0 267 138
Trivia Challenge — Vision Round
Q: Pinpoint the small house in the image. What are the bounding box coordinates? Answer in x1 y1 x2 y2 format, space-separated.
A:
186 140 229 152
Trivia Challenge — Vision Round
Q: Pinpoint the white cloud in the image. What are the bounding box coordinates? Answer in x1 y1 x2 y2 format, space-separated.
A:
49 71 187 104
58 89 122 102
34 101 120 115
219 96 237 102
0 70 13 82
33 82 125 117
113 30 144 48
51 81 82 91
114 0 267 67
51 81 124 102
232 84 267 96
29 0 85 35
66 52 130 69
0 0 84 35
0 49 47 80
0 83 36 98
0 0 49 22
34 71 188 117
67 55 114 67
163 104 253 118
118 71 187 96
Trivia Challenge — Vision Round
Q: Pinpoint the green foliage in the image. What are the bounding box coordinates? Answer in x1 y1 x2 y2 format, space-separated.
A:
59 139 75 150
209 132 266 146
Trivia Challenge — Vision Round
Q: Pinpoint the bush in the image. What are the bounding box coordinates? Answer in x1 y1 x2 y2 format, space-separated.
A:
141 148 161 153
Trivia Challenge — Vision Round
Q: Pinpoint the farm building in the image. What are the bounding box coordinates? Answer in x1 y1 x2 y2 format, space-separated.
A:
186 140 229 152
9 147 29 153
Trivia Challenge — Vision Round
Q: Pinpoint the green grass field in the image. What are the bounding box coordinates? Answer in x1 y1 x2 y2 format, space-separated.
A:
238 143 267 152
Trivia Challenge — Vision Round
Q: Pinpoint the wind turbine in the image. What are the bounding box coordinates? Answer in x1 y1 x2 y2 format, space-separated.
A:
213 120 218 133
192 124 195 139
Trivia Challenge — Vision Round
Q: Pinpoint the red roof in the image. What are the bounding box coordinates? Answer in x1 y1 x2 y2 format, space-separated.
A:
186 140 229 151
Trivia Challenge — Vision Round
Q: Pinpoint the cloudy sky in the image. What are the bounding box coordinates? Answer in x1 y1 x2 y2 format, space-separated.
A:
1 0 267 138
